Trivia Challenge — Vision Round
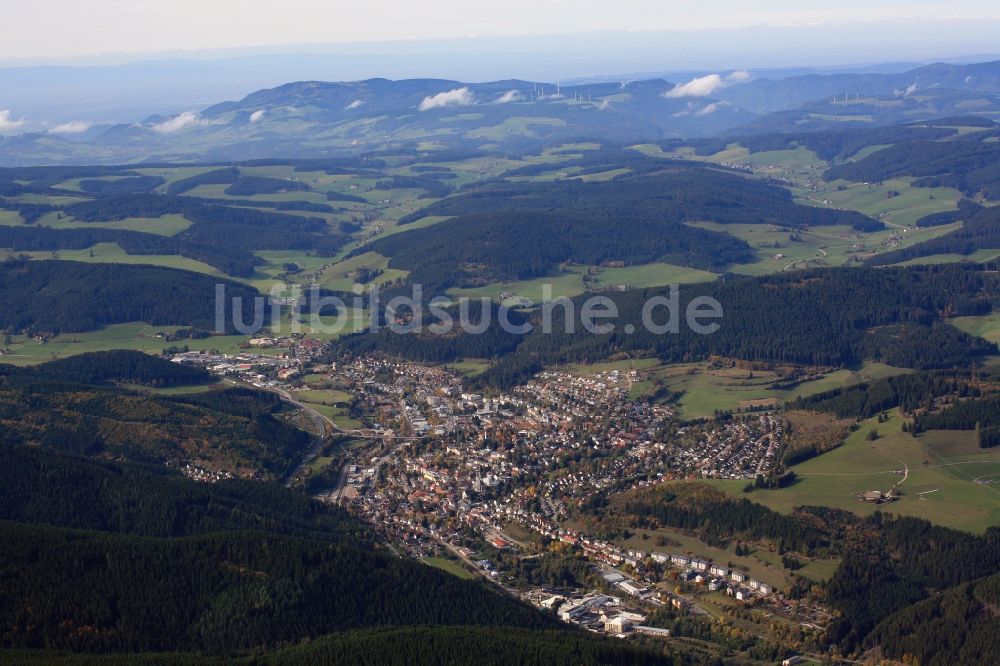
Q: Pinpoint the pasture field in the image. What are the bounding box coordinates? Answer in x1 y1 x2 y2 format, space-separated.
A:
375 215 453 240
314 251 410 293
710 410 1000 533
43 213 193 236
563 357 662 375
122 383 220 396
291 310 372 340
572 168 631 182
15 193 89 205
289 388 352 405
0 210 23 225
4 243 228 277
950 312 1000 344
508 166 584 182
686 219 963 276
844 143 894 162
816 178 961 228
442 358 493 377
630 361 908 419
1 210 194 236
447 271 586 303
131 166 222 187
306 455 337 474
470 116 566 141
447 262 717 304
0 322 259 366
421 556 476 580
180 183 331 205
896 248 1000 266
305 403 364 430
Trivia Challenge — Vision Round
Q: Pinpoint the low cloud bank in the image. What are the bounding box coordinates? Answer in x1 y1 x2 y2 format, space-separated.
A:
152 111 207 133
419 87 475 111
665 71 751 98
0 109 26 133
496 90 523 104
49 120 92 134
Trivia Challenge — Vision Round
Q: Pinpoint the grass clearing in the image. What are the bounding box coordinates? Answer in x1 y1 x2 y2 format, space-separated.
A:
43 214 192 236
816 178 961 228
9 243 227 277
710 409 1000 533
896 248 1000 266
315 251 409 293
685 219 962 276
951 312 1000 345
0 322 254 366
633 361 908 419
447 263 717 304
421 556 476 580
442 358 492 377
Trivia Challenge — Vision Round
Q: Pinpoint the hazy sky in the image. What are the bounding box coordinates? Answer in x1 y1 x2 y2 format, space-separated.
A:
3 0 999 61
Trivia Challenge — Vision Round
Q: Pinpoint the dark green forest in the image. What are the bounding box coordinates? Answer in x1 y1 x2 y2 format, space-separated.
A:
337 265 999 386
7 349 213 387
0 260 265 334
0 372 307 476
0 446 667 664
788 367 982 418
826 137 1000 200
368 166 880 289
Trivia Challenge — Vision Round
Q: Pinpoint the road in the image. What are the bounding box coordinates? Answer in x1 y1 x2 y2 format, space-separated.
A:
434 536 520 598
277 388 336 487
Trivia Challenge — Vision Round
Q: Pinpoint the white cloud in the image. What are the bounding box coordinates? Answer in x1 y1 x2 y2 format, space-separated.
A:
345 100 364 110
0 109 26 133
496 90 523 104
696 101 729 115
151 111 206 133
666 74 724 98
894 83 918 97
665 70 751 98
49 120 92 134
418 87 475 111
249 109 266 123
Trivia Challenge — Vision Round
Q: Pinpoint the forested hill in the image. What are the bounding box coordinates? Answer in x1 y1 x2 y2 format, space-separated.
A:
0 446 669 664
582 481 1000 662
867 571 1000 666
825 136 1000 201
366 167 880 290
0 260 264 335
684 121 969 162
336 265 999 386
2 350 212 387
0 373 309 478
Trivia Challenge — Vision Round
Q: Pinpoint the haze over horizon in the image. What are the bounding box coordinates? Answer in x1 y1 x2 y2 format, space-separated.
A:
2 0 1000 64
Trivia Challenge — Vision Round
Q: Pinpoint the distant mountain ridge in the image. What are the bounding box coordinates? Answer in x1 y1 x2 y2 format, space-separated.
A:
2 60 1000 164
715 59 1000 114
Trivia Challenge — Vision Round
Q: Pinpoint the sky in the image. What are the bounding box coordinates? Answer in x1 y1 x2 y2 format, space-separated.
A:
2 0 1000 61
3 0 1000 131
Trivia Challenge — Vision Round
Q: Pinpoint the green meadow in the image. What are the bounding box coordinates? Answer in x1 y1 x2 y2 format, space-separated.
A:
950 312 1000 345
635 361 908 419
0 323 257 366
711 410 1000 533
447 262 717 304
